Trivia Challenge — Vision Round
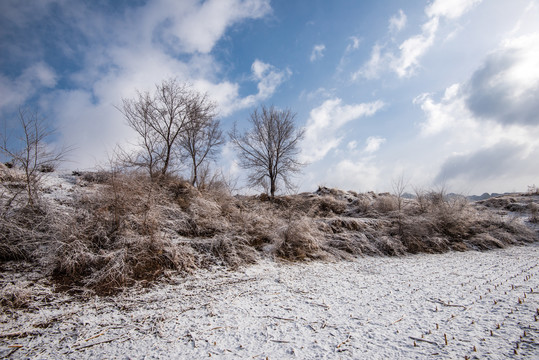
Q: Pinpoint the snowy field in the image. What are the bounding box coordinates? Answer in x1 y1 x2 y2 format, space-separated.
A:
2 244 539 359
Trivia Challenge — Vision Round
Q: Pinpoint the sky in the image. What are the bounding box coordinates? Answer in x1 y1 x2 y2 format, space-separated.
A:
1 0 538 195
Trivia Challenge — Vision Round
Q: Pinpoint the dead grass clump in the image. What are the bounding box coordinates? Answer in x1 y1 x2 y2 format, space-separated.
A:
374 195 398 213
74 170 112 184
0 219 31 261
374 236 406 256
327 217 365 232
466 233 505 250
166 178 198 210
54 234 193 295
322 232 379 258
529 202 539 223
185 196 228 237
0 284 31 308
316 195 347 215
189 235 258 269
0 205 54 262
51 171 197 294
274 218 323 260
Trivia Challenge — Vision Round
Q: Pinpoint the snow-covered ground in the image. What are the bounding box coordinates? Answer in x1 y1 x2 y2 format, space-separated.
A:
2 244 539 359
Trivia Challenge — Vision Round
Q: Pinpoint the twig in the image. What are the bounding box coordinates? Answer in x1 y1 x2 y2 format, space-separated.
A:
429 298 467 309
0 330 40 339
336 334 351 348
4 346 22 357
262 315 295 321
270 339 290 343
309 302 330 309
409 336 439 347
74 335 128 350
390 316 405 325
83 330 107 342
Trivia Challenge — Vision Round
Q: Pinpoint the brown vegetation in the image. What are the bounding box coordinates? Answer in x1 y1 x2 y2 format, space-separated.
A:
1 167 538 296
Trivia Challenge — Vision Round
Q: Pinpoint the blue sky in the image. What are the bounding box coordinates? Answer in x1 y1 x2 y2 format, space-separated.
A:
1 0 538 194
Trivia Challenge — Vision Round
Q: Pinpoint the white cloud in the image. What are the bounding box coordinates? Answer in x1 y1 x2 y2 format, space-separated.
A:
0 62 57 111
426 0 482 20
3 0 277 169
300 98 384 162
353 44 385 80
364 136 386 153
414 30 539 192
389 9 407 33
310 44 326 62
154 0 271 54
229 59 291 114
347 140 358 151
356 0 482 79
392 17 439 77
465 33 539 125
346 36 361 53
324 158 382 191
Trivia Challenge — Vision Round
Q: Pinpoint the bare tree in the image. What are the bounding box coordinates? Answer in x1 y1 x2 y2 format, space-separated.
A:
119 78 222 181
119 78 195 178
229 105 305 200
0 107 70 208
179 94 223 188
118 91 162 178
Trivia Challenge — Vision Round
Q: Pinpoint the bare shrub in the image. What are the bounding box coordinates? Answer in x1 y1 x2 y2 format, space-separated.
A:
374 195 397 213
1 107 71 208
52 171 196 294
190 235 258 269
0 284 31 308
275 218 323 260
316 195 347 215
467 233 505 250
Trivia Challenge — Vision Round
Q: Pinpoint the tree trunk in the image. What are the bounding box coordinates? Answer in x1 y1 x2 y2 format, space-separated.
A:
270 178 276 200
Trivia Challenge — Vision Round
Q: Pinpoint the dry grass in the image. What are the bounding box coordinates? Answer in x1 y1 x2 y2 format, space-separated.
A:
1 170 538 296
0 283 31 309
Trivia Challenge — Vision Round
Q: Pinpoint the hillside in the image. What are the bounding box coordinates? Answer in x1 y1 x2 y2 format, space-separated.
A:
1 168 537 296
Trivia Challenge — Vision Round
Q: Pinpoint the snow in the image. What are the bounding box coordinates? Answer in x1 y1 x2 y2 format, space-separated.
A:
2 244 539 359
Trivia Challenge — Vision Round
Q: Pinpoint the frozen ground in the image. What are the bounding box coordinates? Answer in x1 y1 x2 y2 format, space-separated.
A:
2 244 539 359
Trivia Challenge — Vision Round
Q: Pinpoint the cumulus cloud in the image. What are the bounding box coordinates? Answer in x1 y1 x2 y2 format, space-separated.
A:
364 136 386 153
0 62 57 111
465 33 539 126
435 142 533 184
417 32 539 133
300 98 384 162
0 0 279 169
158 0 271 54
392 17 439 77
389 9 407 33
415 28 539 192
356 0 482 79
324 158 382 192
310 44 326 62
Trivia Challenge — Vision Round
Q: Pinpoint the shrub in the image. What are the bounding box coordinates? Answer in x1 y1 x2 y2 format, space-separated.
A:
275 218 323 260
374 195 397 213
